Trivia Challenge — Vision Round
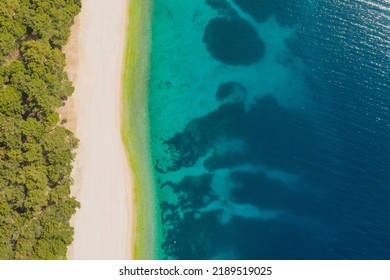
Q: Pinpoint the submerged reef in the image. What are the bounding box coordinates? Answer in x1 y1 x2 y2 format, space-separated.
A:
155 93 332 259
203 17 265 66
232 0 303 26
232 0 273 23
216 81 247 103
157 94 320 175
205 0 238 17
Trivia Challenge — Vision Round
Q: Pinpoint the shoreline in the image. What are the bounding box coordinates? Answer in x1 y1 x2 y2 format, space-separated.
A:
123 0 160 259
63 0 134 259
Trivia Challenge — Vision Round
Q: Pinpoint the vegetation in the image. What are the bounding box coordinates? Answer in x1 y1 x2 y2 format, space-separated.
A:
0 0 81 259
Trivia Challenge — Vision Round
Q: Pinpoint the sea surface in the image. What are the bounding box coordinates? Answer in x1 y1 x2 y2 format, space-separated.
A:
145 0 390 259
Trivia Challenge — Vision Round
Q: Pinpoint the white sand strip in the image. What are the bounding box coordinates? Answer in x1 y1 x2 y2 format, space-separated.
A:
62 0 133 259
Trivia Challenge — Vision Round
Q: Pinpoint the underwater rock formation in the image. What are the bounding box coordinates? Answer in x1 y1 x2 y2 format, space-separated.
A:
232 0 273 23
216 81 247 103
203 17 265 66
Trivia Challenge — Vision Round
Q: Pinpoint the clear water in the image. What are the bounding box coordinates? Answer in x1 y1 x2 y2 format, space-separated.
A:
146 0 390 259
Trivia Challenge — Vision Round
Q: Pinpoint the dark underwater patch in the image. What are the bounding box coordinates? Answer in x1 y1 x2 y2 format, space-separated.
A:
156 94 323 174
232 0 273 23
232 0 303 26
203 17 265 66
156 101 246 173
160 174 220 259
205 0 238 17
162 210 226 259
272 0 303 27
216 81 246 102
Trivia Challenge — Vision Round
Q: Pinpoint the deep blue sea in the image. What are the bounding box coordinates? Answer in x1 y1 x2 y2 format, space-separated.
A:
147 0 390 259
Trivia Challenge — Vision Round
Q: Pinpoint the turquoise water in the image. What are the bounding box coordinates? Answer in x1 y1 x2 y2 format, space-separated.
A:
146 0 390 259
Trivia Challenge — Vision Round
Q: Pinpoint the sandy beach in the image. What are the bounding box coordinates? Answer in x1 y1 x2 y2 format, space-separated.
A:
62 0 133 259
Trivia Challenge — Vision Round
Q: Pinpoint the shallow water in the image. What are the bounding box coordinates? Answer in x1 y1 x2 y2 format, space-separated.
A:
146 0 390 259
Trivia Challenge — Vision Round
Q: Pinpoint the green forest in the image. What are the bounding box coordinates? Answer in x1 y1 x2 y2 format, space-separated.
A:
0 0 81 259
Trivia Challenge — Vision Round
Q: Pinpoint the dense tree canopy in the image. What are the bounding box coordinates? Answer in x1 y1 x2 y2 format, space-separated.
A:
0 0 80 259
